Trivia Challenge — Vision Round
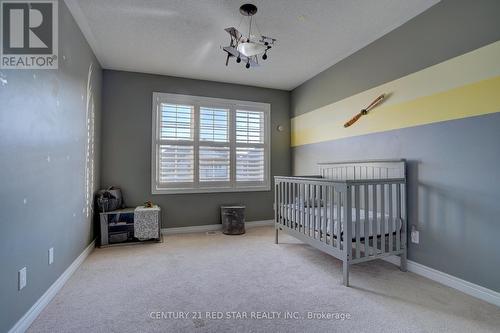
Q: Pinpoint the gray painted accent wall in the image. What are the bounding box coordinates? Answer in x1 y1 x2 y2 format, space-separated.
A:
290 0 500 292
101 70 290 228
0 2 102 332
292 0 500 117
292 114 500 292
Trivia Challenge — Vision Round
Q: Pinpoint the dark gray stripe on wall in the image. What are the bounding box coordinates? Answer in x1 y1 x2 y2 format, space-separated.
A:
292 112 500 292
291 0 500 117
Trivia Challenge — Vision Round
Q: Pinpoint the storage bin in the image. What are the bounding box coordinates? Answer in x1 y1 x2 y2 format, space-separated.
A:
220 205 245 235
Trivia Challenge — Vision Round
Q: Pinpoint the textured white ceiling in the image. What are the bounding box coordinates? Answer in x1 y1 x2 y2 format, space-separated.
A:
65 0 439 90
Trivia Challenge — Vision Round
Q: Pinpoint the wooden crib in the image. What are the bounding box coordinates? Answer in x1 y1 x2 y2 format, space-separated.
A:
274 160 407 286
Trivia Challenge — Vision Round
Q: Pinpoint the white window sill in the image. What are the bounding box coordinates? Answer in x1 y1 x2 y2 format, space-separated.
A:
152 185 271 195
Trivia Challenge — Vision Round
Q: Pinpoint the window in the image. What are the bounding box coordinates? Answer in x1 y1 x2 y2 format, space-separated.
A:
152 93 270 194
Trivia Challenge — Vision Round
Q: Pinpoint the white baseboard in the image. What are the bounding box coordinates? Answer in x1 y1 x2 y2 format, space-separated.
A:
383 255 500 308
162 219 274 235
9 240 96 333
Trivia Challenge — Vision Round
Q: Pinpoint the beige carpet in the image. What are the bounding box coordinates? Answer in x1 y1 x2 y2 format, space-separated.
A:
28 226 500 332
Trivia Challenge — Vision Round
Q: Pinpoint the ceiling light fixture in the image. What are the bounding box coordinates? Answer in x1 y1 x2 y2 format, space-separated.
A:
222 4 276 69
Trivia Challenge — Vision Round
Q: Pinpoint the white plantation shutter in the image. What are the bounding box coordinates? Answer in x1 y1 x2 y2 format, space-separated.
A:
236 110 266 184
200 107 229 142
160 104 193 140
152 93 269 193
199 146 230 182
236 110 264 143
159 145 194 183
155 102 195 188
199 107 230 183
236 147 265 181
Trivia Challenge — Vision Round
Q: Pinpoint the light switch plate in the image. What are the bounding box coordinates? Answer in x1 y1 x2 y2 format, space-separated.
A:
19 267 27 290
48 247 54 265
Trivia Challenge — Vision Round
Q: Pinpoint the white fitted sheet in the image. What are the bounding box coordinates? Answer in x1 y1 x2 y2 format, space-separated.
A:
281 203 401 238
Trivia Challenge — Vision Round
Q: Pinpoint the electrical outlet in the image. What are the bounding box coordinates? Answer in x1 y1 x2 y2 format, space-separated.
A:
48 247 54 265
411 227 419 244
18 267 27 290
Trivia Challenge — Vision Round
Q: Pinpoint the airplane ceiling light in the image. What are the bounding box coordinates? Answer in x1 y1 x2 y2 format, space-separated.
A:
222 4 276 69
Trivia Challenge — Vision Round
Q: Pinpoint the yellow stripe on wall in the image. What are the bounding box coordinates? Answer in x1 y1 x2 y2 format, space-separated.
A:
291 40 500 147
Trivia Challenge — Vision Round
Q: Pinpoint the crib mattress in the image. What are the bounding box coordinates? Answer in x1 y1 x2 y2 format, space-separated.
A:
281 204 401 238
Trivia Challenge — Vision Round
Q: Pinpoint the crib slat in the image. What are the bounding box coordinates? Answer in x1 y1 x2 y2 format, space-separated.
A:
364 184 370 256
319 185 322 240
284 182 287 227
275 182 278 224
401 183 407 250
283 181 286 226
303 183 307 233
389 183 394 252
292 182 296 230
310 184 314 238
321 185 328 244
282 182 286 226
381 183 386 253
274 183 277 225
304 183 307 234
316 185 323 242
309 185 316 237
292 182 295 229
344 187 353 271
290 182 293 229
281 182 284 226
307 184 311 237
396 183 401 251
307 184 311 236
278 181 283 224
308 184 312 237
354 185 361 259
282 182 285 226
295 183 299 231
318 185 322 241
336 190 342 250
298 183 303 233
316 184 320 239
289 182 293 229
284 181 288 226
372 184 378 253
329 186 333 246
317 184 321 240
315 185 320 239
294 183 297 229
320 185 324 242
278 182 282 225
294 183 298 231
287 182 291 228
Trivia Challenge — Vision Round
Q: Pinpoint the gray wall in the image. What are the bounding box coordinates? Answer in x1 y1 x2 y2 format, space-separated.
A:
292 0 500 117
0 2 102 332
101 70 290 228
290 0 500 292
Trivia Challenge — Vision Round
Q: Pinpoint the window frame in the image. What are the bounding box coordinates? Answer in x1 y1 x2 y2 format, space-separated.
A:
152 92 271 194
